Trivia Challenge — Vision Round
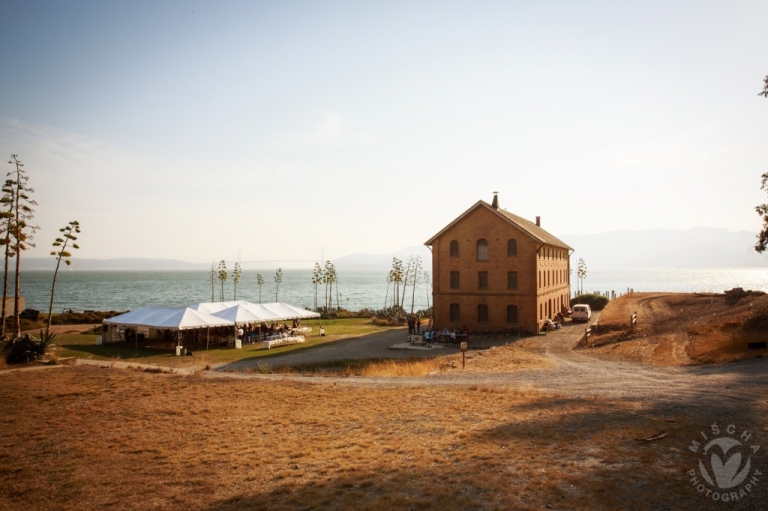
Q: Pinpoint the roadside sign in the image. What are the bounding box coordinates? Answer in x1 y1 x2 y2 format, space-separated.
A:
460 341 468 352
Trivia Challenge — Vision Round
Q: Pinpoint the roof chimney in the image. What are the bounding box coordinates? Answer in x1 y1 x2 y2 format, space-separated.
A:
491 191 499 209
535 216 541 227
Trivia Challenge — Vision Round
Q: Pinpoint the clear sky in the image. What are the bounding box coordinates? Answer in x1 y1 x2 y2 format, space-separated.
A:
1 0 767 265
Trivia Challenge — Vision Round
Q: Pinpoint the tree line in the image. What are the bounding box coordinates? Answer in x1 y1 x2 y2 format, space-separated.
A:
384 255 430 318
2 154 81 363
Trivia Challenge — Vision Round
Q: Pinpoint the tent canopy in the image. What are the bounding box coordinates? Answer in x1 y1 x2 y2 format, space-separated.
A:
103 306 235 330
190 300 251 315
210 303 278 323
197 301 320 323
104 302 319 330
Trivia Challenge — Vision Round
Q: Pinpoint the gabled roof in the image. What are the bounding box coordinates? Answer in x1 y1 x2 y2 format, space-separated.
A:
424 200 573 250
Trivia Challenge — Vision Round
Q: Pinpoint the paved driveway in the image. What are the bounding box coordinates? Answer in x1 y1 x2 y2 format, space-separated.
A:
221 327 468 371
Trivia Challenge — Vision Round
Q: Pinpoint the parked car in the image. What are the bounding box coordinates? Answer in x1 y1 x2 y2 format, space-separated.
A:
571 304 591 322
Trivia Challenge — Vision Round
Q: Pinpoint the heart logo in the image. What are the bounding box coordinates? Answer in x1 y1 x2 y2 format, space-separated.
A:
699 437 752 489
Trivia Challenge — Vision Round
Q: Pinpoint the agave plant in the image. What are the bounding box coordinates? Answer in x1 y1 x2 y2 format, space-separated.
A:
2 330 57 364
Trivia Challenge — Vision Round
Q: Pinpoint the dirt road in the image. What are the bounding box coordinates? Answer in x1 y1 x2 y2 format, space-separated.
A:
214 315 768 419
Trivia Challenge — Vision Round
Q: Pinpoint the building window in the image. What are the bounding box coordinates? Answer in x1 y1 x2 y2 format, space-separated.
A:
450 303 460 322
476 239 489 261
478 271 488 290
506 305 519 324
507 239 517 257
478 304 488 323
507 271 518 290
450 271 460 289
450 240 459 258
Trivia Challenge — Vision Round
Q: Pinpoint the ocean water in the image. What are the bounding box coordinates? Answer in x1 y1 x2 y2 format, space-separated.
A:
4 267 767 313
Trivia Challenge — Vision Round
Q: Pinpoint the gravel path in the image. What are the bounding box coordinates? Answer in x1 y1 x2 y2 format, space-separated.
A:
212 314 768 414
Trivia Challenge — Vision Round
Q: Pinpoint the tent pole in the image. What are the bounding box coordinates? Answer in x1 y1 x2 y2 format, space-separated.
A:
207 327 209 351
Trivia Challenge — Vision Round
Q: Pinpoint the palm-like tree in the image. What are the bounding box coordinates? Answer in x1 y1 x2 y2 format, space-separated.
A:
47 221 80 335
209 261 216 302
256 273 264 303
232 262 242 300
577 258 587 297
312 263 323 310
7 155 38 339
217 260 227 302
0 180 16 339
274 268 283 301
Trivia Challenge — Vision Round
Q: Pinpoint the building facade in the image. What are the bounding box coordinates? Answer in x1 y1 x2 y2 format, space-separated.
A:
424 195 573 334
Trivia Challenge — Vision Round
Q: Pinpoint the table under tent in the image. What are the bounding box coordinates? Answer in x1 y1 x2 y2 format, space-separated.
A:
197 301 321 349
102 301 320 352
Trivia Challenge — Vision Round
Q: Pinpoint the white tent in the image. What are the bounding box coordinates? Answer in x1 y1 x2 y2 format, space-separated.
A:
104 306 234 330
102 306 235 348
102 301 318 349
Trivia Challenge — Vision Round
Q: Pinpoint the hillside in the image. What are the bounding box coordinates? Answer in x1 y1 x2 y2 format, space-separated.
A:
583 291 768 365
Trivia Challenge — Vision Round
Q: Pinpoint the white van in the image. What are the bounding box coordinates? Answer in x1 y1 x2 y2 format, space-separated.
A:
571 304 592 322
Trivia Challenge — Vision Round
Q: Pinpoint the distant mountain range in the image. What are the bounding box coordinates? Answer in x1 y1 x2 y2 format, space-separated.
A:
15 227 767 271
560 227 765 269
20 258 209 271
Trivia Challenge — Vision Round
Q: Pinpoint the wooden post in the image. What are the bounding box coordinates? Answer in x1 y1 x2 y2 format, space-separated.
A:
461 341 467 368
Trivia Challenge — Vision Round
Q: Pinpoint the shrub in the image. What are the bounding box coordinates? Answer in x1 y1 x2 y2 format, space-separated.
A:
2 331 58 365
570 293 610 311
50 310 123 325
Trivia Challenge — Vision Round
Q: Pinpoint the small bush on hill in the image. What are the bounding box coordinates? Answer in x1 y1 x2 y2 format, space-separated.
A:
571 293 610 311
50 310 124 325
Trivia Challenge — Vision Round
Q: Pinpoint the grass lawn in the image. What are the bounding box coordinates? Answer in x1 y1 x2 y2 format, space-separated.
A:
53 318 400 367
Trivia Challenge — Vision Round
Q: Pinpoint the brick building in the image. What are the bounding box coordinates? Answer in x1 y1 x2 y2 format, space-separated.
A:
424 194 572 334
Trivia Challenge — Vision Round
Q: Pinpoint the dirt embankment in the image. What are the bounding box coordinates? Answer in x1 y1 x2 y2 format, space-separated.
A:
582 291 768 365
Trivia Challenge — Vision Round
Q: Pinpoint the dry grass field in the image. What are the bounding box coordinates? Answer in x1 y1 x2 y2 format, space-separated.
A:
584 292 768 365
2 364 763 511
3 296 767 510
258 343 554 377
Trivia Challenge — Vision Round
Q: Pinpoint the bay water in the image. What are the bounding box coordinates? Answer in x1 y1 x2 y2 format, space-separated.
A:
5 267 768 313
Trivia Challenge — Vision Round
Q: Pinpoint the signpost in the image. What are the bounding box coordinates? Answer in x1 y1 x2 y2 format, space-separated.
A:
461 341 468 368
630 312 637 332
585 327 592 347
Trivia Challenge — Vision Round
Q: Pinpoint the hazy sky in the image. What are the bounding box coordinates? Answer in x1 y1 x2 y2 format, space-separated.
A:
1 0 767 265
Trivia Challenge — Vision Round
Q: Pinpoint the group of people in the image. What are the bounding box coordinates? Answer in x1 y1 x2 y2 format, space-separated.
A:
541 309 568 332
406 315 423 335
237 319 303 343
406 314 469 344
421 326 468 344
